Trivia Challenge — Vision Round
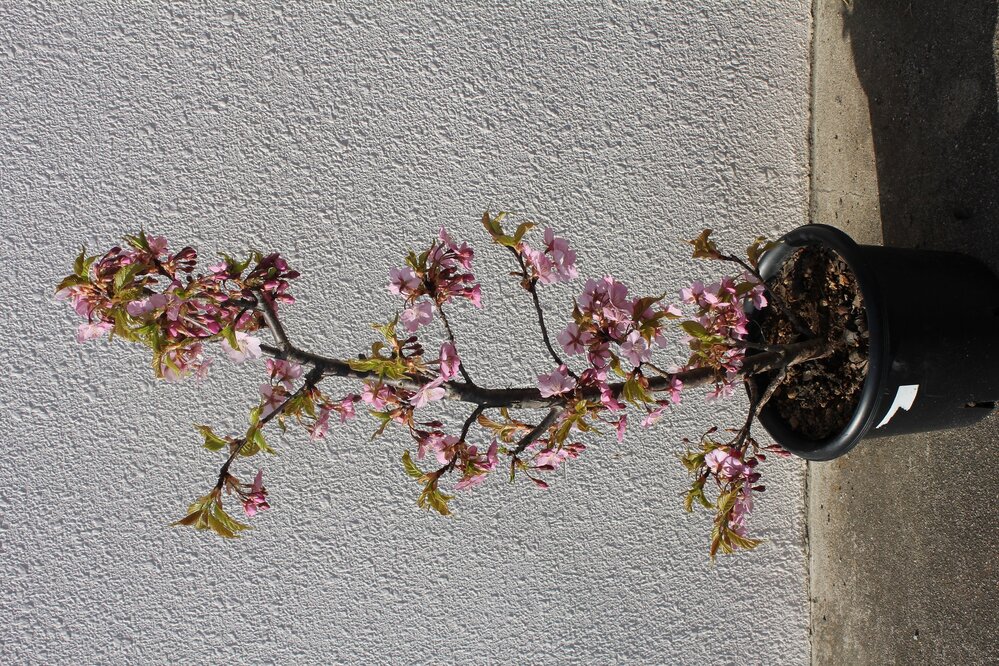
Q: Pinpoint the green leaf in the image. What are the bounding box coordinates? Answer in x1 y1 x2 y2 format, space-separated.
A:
211 503 250 536
727 531 763 551
206 513 238 538
112 262 144 294
373 315 399 344
368 409 395 439
680 451 706 473
348 356 407 380
401 450 424 480
196 425 229 452
221 325 239 350
56 274 88 292
680 320 710 339
716 488 738 514
608 354 628 378
73 247 91 277
171 509 204 527
622 374 653 405
418 483 453 516
746 237 777 269
688 228 721 260
251 428 274 455
110 308 137 342
513 221 536 244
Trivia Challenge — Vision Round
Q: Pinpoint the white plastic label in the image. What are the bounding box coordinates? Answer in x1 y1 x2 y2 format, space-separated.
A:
875 384 919 428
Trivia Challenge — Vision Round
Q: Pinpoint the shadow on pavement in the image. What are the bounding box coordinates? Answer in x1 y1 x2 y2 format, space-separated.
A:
846 0 999 262
808 3 999 664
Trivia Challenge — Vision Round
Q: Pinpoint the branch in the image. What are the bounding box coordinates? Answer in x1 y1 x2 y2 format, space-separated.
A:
257 337 831 411
459 404 487 443
507 246 576 378
254 289 291 351
433 301 476 386
512 407 562 457
215 364 325 489
719 253 813 339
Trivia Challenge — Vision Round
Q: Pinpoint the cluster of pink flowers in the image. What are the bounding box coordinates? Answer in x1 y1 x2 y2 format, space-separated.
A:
521 437 587 489
544 275 685 426
62 221 782 554
679 275 767 398
704 446 763 537
519 227 578 284
259 359 304 416
308 393 361 441
57 232 300 382
388 227 482 333
241 470 271 517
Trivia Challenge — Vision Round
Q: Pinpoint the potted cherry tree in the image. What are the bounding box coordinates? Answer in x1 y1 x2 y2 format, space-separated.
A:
56 214 999 557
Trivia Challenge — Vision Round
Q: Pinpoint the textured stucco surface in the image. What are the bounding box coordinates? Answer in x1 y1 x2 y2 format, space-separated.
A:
0 3 810 664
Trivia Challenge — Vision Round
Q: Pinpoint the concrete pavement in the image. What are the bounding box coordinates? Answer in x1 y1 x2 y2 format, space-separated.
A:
809 1 999 663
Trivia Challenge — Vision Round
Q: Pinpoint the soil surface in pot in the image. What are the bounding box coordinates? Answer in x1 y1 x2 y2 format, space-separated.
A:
759 246 869 440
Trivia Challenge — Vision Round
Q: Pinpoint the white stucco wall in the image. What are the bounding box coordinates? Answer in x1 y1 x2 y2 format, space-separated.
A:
1 2 811 664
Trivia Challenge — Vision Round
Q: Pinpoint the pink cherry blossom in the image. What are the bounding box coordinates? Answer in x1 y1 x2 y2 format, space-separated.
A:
125 293 168 318
222 332 262 364
463 284 482 308
259 383 285 417
641 403 667 428
620 330 652 367
416 431 446 460
410 376 446 409
439 342 460 381
454 473 489 491
388 267 421 296
728 484 754 536
520 228 577 285
242 469 270 517
76 321 113 343
159 343 211 382
146 235 169 256
557 322 592 356
705 447 749 480
680 281 704 305
615 415 627 443
361 383 394 410
309 407 331 441
401 300 433 332
267 359 303 390
56 286 96 318
438 227 475 269
537 365 576 398
579 276 632 325
706 381 736 403
600 383 625 411
543 227 578 281
667 376 683 404
335 394 359 422
587 341 611 369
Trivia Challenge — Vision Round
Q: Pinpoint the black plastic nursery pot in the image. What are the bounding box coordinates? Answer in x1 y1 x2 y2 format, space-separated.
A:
753 224 999 461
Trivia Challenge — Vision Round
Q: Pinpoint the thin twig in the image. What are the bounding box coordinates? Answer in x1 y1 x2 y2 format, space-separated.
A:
254 289 291 351
512 407 561 457
433 301 476 387
459 405 487 444
215 365 325 489
506 246 577 378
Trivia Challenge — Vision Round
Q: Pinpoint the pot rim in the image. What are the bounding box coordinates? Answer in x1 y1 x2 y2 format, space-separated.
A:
753 224 888 460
